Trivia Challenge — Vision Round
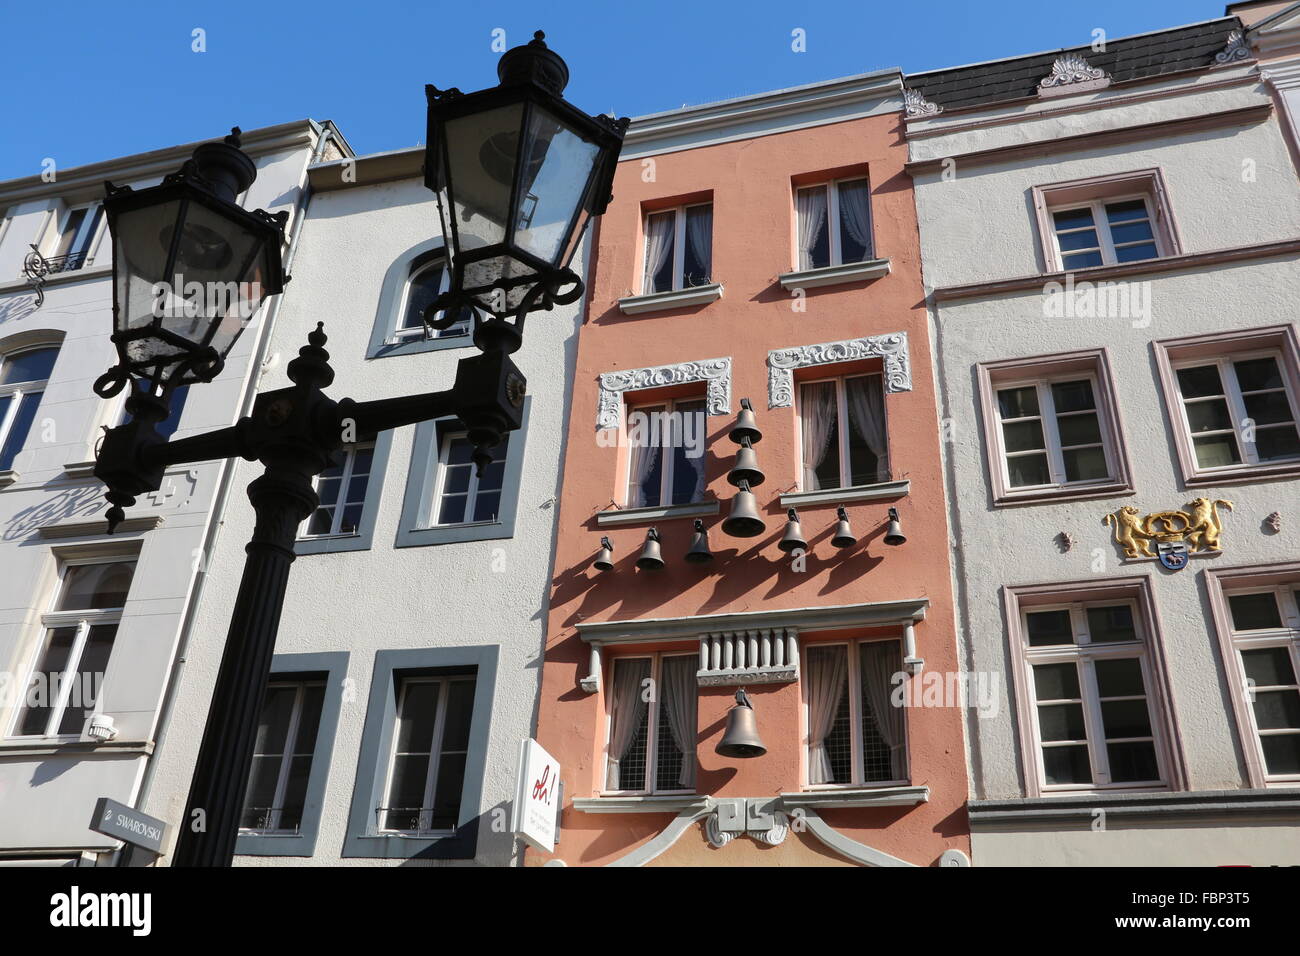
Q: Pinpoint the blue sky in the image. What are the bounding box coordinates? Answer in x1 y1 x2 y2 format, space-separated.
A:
0 0 1232 180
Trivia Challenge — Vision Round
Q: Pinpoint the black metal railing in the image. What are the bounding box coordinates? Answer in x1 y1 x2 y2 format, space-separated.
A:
22 245 92 308
237 806 302 835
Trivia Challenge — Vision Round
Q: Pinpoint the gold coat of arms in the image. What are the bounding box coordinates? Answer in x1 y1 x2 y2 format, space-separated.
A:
1103 498 1233 571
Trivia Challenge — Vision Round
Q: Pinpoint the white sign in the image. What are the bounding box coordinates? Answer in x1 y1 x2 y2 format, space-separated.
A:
513 738 560 853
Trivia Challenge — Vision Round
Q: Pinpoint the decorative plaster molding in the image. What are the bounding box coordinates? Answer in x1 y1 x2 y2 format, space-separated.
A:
1213 30 1253 68
767 332 911 408
903 88 941 118
697 628 800 686
597 357 732 430
1038 54 1110 96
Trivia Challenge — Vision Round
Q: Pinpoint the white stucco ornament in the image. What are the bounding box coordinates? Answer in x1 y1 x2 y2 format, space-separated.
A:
903 88 942 118
1038 54 1110 96
596 358 732 430
1213 30 1253 67
767 332 911 408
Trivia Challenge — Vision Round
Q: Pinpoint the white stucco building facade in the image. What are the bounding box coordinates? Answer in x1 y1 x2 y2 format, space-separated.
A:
139 145 584 866
906 16 1300 864
0 121 347 865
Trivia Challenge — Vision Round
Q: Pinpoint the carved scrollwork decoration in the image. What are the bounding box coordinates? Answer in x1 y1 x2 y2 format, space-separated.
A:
767 332 911 408
597 357 732 430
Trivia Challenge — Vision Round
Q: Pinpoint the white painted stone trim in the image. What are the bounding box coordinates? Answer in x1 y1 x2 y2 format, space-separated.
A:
697 628 800 686
778 258 891 290
781 784 930 808
597 357 732 430
617 283 723 314
779 478 910 508
767 332 911 408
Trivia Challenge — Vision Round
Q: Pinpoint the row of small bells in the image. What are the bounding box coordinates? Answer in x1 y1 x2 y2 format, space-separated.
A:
593 398 906 571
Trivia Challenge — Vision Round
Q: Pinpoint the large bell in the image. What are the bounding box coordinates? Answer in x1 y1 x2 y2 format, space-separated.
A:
884 507 907 546
636 527 665 570
685 519 713 563
727 437 765 487
831 506 857 549
721 479 765 538
778 508 807 553
715 688 766 758
593 536 614 571
729 397 762 445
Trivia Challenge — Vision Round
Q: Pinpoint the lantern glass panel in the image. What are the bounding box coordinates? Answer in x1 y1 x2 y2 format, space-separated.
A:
512 106 599 266
445 103 525 255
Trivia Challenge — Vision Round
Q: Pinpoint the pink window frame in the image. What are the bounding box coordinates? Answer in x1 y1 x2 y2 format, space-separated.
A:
1153 324 1300 486
976 348 1135 505
1031 169 1182 274
1003 577 1187 798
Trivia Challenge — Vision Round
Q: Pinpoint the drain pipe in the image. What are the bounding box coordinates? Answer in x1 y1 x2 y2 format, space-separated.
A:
122 120 341 866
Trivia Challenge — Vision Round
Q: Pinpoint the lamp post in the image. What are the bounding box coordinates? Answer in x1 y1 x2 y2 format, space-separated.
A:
93 32 627 867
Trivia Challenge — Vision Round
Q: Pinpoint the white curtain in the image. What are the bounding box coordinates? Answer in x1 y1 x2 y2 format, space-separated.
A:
626 409 662 507
642 213 675 293
685 206 712 285
659 656 698 789
846 375 889 483
807 645 848 785
860 642 904 780
837 180 873 260
796 187 828 271
800 381 838 491
606 659 651 790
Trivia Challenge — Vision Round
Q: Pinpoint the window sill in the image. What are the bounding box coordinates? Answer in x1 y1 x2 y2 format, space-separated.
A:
779 479 909 508
1183 460 1300 487
366 332 475 359
0 263 111 295
778 257 891 291
62 460 96 479
295 530 371 555
394 518 513 548
992 480 1134 507
573 795 711 814
0 738 153 757
618 283 724 315
36 514 163 538
596 499 719 527
0 469 17 489
781 784 929 808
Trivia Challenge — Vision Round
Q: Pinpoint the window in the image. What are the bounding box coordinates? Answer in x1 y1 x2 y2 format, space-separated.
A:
626 397 706 508
1019 601 1168 790
10 559 135 739
642 203 712 293
121 384 188 440
1033 171 1178 272
1223 584 1300 780
995 376 1113 489
795 177 872 271
240 678 326 834
0 345 58 471
426 433 508 527
604 653 697 794
394 256 474 342
805 639 905 787
47 202 105 271
1173 354 1300 470
379 673 477 833
301 443 374 538
798 374 889 491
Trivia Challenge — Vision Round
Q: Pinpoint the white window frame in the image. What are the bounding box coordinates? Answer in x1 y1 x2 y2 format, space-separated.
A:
624 395 706 509
240 678 326 834
423 430 506 528
1021 600 1170 793
300 441 375 539
1172 349 1300 471
378 673 475 834
6 555 134 741
642 202 712 294
1224 584 1300 784
392 257 472 343
795 372 890 491
601 651 697 796
803 637 908 790
46 201 107 269
0 344 59 469
994 371 1117 491
795 176 872 269
1047 193 1163 270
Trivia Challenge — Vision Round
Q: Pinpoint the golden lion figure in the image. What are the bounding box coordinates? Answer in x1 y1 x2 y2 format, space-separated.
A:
1104 506 1154 558
1178 497 1233 552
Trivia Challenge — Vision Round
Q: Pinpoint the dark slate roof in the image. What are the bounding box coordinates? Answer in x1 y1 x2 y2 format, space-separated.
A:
906 18 1241 112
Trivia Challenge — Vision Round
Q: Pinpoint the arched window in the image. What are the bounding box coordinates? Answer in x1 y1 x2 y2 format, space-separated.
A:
0 344 59 471
395 256 475 342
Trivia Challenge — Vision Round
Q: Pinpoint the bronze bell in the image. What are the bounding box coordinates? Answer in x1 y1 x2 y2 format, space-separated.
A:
729 397 763 445
831 506 857 549
593 536 614 571
685 519 713 563
715 688 766 758
884 507 907 546
727 437 765 487
636 527 665 570
778 508 807 553
721 479 765 538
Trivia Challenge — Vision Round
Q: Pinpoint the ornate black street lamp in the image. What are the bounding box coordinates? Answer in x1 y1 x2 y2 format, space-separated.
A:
92 33 627 867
